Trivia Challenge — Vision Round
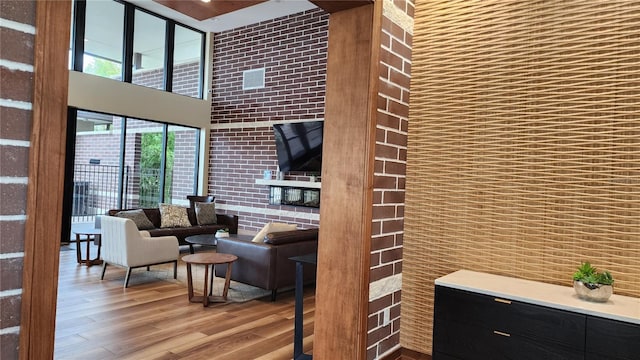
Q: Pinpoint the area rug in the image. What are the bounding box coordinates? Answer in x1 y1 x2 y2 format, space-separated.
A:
123 250 273 303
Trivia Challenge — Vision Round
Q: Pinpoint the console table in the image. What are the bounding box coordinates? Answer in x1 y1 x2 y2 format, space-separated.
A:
433 270 640 360
289 253 317 360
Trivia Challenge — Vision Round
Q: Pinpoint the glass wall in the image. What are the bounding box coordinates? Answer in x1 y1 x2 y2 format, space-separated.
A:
83 0 124 79
166 125 199 204
69 110 200 225
132 9 166 90
173 25 204 98
70 0 205 98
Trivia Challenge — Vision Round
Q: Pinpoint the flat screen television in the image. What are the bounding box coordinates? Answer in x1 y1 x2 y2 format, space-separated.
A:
273 120 323 173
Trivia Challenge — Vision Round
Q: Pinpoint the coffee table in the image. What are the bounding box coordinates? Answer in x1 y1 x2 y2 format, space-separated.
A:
182 252 238 307
185 233 253 254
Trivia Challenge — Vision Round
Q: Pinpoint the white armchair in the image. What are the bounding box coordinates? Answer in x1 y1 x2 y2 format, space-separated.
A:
100 216 179 288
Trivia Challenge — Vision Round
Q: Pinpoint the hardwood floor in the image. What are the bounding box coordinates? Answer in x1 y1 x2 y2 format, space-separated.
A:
54 244 314 359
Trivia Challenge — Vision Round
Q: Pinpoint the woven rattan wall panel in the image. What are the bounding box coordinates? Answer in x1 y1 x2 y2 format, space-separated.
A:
402 0 640 354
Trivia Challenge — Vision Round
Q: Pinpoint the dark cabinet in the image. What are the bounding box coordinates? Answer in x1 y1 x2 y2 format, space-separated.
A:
433 285 639 360
433 286 584 360
585 316 640 360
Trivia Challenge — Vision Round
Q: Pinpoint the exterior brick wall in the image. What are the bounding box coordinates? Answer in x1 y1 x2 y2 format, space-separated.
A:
131 61 201 97
209 8 328 232
367 1 414 359
0 1 36 358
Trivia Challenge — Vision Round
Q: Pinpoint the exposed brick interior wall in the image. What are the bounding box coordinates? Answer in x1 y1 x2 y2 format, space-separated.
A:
209 8 328 232
0 1 36 358
367 1 414 359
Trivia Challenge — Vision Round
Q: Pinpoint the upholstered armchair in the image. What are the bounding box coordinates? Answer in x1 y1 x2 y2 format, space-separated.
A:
100 216 179 288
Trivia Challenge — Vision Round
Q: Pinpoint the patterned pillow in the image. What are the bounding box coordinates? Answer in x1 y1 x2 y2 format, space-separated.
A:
114 209 155 230
195 202 217 225
159 204 191 228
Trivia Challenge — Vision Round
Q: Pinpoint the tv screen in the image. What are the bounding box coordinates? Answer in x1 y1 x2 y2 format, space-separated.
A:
273 121 323 173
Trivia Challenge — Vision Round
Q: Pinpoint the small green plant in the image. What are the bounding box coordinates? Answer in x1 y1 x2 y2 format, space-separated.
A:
573 262 614 289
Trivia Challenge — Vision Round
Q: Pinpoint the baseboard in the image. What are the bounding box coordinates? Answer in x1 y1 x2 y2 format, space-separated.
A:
381 347 431 360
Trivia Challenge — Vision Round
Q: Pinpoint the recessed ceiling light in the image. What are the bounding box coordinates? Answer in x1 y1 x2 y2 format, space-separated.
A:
201 0 211 3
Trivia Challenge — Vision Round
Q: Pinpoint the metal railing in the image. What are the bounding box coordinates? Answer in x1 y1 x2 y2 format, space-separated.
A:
71 165 172 223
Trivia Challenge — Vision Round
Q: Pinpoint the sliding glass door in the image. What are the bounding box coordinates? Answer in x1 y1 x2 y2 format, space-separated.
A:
64 109 200 238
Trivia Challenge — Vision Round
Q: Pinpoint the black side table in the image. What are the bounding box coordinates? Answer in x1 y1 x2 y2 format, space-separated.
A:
289 253 317 360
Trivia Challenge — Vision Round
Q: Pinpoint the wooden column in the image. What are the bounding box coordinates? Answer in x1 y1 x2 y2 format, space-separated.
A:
314 3 381 359
19 1 71 359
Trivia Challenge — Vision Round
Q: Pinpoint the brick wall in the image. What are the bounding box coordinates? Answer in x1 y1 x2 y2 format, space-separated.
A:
367 1 414 359
209 8 328 232
0 1 36 358
131 61 201 97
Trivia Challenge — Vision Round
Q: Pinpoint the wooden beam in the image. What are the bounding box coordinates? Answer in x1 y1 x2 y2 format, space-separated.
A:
314 3 380 359
18 0 71 358
153 0 268 21
310 0 373 14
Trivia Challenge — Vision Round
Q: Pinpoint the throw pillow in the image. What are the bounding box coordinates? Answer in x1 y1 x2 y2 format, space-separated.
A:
114 209 155 230
159 204 191 228
251 222 298 243
195 202 217 225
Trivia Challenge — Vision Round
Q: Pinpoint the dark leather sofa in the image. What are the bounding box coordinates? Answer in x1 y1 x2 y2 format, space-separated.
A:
107 208 238 246
214 228 318 300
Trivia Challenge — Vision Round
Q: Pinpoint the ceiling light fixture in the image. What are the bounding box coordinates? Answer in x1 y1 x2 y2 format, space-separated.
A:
201 0 211 3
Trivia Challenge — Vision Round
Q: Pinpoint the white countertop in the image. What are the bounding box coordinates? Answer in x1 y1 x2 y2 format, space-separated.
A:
435 270 640 325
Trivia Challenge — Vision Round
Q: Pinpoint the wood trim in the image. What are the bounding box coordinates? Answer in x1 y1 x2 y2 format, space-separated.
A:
310 0 373 13
18 1 71 359
153 0 268 21
314 4 380 359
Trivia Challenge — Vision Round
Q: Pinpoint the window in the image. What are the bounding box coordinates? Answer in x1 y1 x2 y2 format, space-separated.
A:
131 9 166 90
173 25 205 98
83 0 124 79
70 0 206 98
68 109 201 221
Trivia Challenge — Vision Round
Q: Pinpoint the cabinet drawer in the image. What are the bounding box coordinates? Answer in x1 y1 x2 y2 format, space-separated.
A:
434 286 586 350
434 286 500 326
434 317 584 360
497 300 585 350
585 316 640 360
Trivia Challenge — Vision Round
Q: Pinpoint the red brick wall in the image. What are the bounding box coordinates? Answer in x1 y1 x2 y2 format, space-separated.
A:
209 8 328 232
131 61 201 98
0 1 36 358
367 1 414 359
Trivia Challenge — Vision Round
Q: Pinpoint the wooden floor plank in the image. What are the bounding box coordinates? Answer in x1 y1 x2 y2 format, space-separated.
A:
55 244 315 359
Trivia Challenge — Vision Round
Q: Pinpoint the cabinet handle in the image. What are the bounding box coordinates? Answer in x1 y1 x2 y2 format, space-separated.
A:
494 298 511 305
493 330 511 337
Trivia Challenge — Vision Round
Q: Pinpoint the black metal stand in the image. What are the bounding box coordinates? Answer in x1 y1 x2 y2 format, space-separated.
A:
290 253 317 360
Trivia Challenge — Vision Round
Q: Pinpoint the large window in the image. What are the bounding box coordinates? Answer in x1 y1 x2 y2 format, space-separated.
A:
132 9 166 90
70 0 205 99
83 0 124 79
173 25 205 98
68 109 200 224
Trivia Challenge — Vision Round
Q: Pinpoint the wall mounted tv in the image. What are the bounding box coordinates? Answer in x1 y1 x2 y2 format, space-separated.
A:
273 120 323 173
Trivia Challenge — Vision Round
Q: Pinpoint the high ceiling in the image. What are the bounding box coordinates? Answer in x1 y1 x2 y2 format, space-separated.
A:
127 0 318 33
127 0 373 33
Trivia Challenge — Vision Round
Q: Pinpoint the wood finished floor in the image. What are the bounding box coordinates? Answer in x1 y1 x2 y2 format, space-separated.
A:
54 244 314 360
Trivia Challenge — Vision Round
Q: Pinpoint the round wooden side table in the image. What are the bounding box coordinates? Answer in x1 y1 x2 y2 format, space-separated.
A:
182 253 238 307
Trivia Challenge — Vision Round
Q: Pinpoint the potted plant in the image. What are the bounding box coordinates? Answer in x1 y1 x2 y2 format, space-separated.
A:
572 262 614 302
